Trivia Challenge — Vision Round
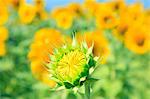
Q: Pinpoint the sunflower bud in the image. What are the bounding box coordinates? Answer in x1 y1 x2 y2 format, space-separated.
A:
46 39 98 89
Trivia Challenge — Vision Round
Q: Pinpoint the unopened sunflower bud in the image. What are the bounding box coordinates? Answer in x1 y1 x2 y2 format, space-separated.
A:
47 39 98 89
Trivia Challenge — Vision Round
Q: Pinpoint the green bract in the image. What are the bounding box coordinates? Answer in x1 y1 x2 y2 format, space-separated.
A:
47 39 98 89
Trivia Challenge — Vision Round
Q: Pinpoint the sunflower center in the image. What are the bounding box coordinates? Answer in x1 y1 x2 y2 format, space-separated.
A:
56 50 86 82
137 38 145 46
114 3 119 10
36 0 42 5
75 9 81 14
119 26 128 36
104 16 112 23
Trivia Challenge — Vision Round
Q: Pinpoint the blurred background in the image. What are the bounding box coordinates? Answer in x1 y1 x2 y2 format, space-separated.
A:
0 0 150 99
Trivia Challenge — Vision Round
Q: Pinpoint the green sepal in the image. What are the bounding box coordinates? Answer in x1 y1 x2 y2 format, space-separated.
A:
64 82 75 89
88 56 96 67
73 79 80 86
80 64 89 77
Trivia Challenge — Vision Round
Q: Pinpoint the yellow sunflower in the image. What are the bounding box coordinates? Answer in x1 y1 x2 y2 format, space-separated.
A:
7 0 25 9
78 31 110 64
34 0 45 13
51 8 74 29
125 25 150 54
34 0 48 20
113 16 132 41
108 0 126 15
67 3 84 18
96 4 118 30
30 61 56 87
124 2 144 22
0 1 9 25
83 0 99 17
28 28 70 87
18 3 37 24
38 10 48 20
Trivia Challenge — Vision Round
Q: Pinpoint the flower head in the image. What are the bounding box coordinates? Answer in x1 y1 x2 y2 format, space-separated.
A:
124 3 144 22
18 3 37 24
67 3 84 18
28 28 68 87
8 0 25 9
34 0 45 12
113 16 132 41
96 4 118 30
51 8 74 29
34 0 48 20
125 25 150 54
108 0 126 15
83 0 99 17
47 39 98 89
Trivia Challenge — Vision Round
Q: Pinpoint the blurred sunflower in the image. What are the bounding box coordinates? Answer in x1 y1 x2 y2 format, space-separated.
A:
125 25 150 54
67 3 84 18
38 10 48 20
96 4 118 30
108 0 127 17
125 2 144 22
83 0 99 17
30 61 56 87
108 0 126 12
28 28 70 87
0 1 9 25
113 16 132 41
34 0 48 20
6 0 25 9
78 31 110 64
0 26 8 56
34 0 44 13
51 8 74 29
18 3 37 24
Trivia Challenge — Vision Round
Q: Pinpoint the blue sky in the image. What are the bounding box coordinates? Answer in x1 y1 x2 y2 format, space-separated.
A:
27 0 150 10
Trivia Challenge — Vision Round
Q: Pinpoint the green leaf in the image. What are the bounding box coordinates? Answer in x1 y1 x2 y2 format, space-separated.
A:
88 57 96 67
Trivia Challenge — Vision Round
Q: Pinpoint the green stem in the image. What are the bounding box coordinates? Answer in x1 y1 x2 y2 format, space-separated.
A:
84 80 90 99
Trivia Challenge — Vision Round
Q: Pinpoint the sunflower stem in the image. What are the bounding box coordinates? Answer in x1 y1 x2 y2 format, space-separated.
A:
84 80 91 99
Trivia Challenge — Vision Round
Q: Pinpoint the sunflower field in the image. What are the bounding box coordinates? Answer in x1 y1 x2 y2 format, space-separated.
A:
0 0 150 99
